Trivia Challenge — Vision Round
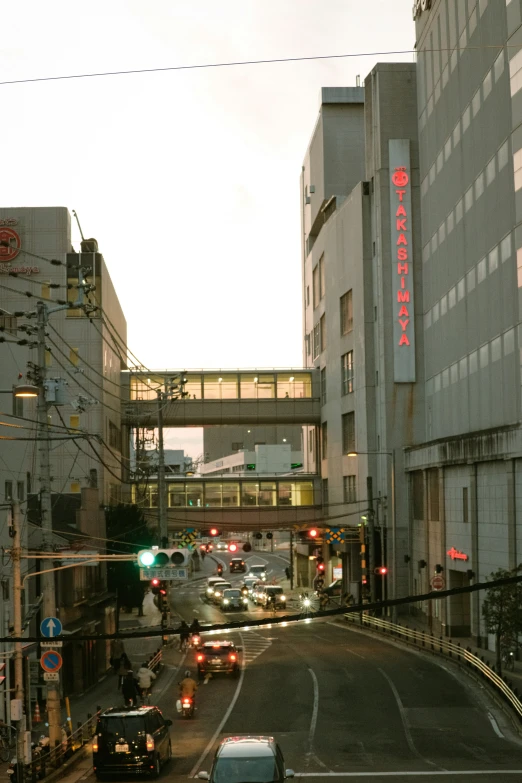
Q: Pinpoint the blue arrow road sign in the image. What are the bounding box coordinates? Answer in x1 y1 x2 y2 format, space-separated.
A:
40 617 62 638
41 650 62 673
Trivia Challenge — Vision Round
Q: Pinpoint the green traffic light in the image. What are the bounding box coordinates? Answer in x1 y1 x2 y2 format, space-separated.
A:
138 551 155 567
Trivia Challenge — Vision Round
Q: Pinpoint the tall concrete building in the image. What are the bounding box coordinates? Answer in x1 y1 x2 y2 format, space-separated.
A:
407 0 522 642
300 77 423 599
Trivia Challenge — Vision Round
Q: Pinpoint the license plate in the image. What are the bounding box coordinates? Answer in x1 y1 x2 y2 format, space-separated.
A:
115 744 129 753
212 658 222 664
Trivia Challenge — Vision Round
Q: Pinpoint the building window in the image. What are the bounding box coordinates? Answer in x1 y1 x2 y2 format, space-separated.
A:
412 472 423 519
313 265 320 309
231 442 243 452
341 351 354 395
308 429 314 456
17 481 24 502
305 333 311 356
340 290 353 334
320 314 326 353
322 478 329 508
312 324 320 360
4 481 13 501
463 487 469 523
427 468 439 521
343 475 356 503
108 420 121 451
12 394 23 418
320 368 327 405
342 412 355 454
321 422 327 458
319 255 325 300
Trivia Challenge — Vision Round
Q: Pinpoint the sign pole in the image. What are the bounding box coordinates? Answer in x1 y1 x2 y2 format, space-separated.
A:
12 502 25 783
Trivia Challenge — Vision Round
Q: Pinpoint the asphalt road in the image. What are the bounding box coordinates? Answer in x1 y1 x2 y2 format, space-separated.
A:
81 559 522 783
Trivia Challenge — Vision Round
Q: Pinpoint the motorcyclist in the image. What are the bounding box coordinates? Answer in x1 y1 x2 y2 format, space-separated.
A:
137 662 156 702
179 670 198 702
190 618 201 635
216 563 224 575
178 620 190 651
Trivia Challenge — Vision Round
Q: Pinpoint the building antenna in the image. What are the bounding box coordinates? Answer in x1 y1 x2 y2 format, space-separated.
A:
72 210 85 242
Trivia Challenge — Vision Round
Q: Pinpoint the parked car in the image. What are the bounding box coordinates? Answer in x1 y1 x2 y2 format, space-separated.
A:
197 735 294 782
229 557 246 573
196 640 241 680
322 579 343 597
211 581 232 604
220 588 249 611
92 706 172 779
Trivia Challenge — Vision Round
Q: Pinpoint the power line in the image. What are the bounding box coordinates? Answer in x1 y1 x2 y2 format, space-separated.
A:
46 334 124 403
47 323 122 389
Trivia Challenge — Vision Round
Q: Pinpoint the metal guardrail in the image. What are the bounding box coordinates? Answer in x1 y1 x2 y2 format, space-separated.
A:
345 613 522 722
24 709 101 782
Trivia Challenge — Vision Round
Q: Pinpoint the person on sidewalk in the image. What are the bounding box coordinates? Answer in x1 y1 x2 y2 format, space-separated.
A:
117 653 132 690
122 671 140 707
137 662 156 703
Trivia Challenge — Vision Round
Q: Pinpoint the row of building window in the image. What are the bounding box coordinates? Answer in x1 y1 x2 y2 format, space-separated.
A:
319 413 356 459
321 475 357 506
419 0 492 127
131 373 313 401
424 231 513 329
317 351 354 408
306 289 352 360
132 480 315 508
4 480 25 502
425 326 516 396
422 136 510 267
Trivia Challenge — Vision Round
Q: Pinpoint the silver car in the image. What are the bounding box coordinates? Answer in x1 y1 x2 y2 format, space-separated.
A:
220 588 249 612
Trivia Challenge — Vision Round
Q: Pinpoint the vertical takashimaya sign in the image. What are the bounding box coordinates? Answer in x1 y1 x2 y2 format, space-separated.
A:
389 139 415 382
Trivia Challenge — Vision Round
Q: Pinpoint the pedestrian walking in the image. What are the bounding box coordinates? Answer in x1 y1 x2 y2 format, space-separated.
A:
117 653 132 690
122 671 140 707
285 566 290 580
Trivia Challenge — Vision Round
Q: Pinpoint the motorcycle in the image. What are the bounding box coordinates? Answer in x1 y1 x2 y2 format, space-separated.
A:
190 634 201 648
181 696 195 718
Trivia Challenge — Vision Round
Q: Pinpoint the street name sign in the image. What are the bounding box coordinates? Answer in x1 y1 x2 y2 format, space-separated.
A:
41 617 62 638
43 672 60 682
41 650 62 673
41 641 63 648
140 567 188 581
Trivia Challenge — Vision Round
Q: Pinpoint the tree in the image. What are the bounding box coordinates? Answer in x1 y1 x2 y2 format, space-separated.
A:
482 566 522 673
105 504 153 615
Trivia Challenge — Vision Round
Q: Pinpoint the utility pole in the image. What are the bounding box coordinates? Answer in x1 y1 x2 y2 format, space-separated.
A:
12 502 25 783
35 301 61 749
289 530 294 590
156 391 167 547
367 476 376 605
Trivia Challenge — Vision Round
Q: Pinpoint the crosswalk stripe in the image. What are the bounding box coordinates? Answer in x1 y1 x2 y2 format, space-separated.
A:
241 630 272 665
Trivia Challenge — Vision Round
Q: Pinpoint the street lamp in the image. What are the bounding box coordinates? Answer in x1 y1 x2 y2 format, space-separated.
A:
348 450 396 618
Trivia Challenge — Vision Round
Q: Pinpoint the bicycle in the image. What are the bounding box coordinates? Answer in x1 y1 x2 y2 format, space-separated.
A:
179 636 189 653
141 687 152 705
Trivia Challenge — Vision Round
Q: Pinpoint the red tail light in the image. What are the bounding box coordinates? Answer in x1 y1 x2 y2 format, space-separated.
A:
92 737 99 753
229 653 237 662
146 734 154 751
197 654 204 662
183 698 191 704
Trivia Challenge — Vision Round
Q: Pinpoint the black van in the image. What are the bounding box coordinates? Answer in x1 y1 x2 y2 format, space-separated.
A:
93 706 172 778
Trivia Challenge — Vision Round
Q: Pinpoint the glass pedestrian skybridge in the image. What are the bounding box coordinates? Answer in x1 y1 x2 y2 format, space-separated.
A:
121 368 321 426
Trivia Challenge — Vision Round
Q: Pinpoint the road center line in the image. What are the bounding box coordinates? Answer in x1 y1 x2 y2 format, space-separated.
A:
487 711 505 738
188 632 246 779
378 667 445 772
307 665 319 749
345 647 365 659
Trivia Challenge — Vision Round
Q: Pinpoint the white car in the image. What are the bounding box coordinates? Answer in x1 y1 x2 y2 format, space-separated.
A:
204 577 227 602
248 564 268 581
211 581 232 604
216 541 228 551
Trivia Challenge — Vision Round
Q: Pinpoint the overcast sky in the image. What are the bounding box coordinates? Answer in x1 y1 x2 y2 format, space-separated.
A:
1 0 414 379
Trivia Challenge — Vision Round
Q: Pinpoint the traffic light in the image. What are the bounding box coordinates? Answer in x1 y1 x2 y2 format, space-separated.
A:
138 548 191 569
228 542 238 552
266 532 273 540
243 542 252 552
254 532 263 540
208 528 221 537
159 587 168 611
150 577 162 595
316 556 325 573
308 528 319 539
374 566 388 575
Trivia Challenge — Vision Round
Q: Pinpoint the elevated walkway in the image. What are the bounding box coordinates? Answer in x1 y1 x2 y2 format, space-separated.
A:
121 368 321 426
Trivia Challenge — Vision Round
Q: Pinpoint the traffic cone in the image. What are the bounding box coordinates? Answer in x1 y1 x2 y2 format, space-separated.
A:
33 702 41 723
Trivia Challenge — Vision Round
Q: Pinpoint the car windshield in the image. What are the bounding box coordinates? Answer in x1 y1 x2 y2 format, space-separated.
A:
214 583 231 591
250 566 265 573
212 756 278 783
267 587 283 595
98 716 145 742
224 590 241 598
205 646 231 656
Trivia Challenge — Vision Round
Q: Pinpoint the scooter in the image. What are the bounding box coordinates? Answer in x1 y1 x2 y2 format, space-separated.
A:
190 634 201 648
181 696 195 718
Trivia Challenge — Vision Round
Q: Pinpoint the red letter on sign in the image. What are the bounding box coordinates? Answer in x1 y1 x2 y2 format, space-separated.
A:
398 333 410 346
397 291 410 302
398 305 409 317
397 233 408 246
396 204 407 217
396 219 407 231
397 263 409 275
399 318 409 331
396 190 406 202
397 248 408 261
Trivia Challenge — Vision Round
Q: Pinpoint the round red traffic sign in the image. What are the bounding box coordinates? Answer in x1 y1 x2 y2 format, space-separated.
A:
40 650 62 673
431 575 445 590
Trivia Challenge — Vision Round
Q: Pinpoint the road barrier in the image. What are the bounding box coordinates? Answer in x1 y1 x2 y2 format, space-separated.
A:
344 613 522 723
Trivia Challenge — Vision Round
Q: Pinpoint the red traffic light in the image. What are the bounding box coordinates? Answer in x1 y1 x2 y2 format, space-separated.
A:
209 528 220 537
317 562 325 572
308 528 318 538
228 543 237 552
151 578 160 587
375 566 388 575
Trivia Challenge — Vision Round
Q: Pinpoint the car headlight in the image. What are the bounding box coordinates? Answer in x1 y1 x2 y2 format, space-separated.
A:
207 588 213 594
215 591 221 597
223 599 229 604
280 595 286 601
303 598 311 607
243 597 248 603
